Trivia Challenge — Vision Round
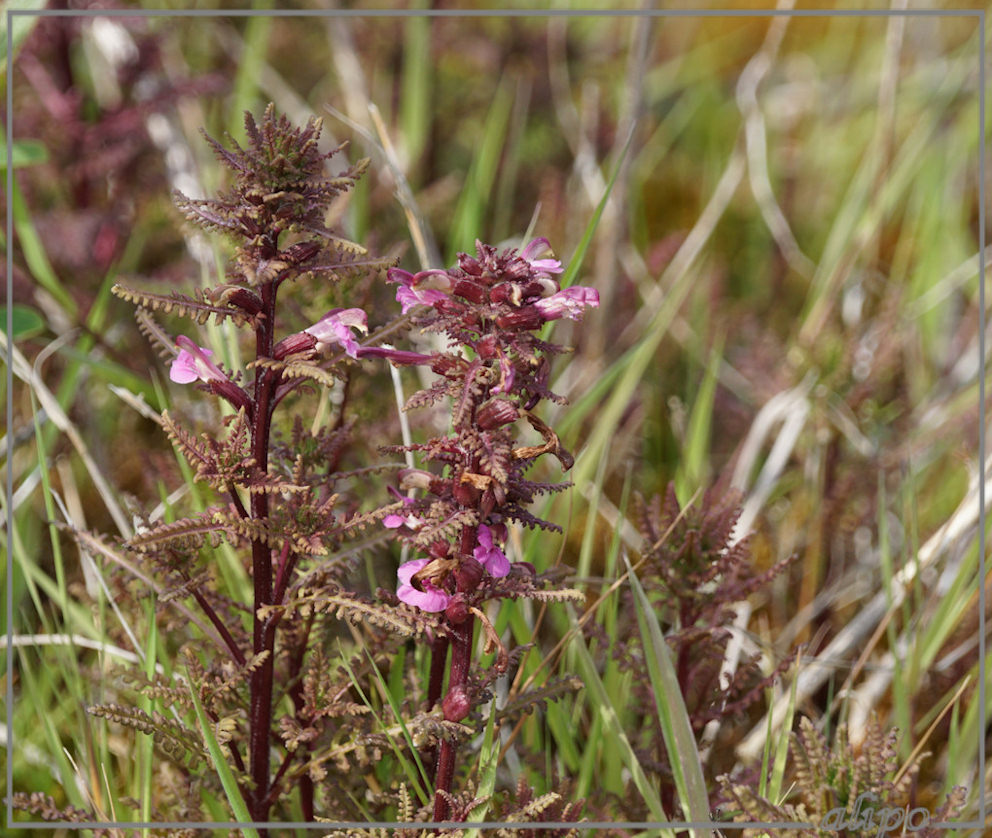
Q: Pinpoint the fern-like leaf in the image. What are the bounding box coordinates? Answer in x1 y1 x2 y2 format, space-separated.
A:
112 283 254 327
88 703 206 769
498 676 584 721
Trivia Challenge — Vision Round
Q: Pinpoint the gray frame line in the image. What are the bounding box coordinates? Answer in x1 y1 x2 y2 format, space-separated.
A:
4 8 989 17
4 6 985 834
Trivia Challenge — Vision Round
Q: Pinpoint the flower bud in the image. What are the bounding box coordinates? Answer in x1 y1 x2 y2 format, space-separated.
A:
441 685 472 722
455 557 485 592
273 331 317 360
496 307 543 331
480 488 496 519
452 278 487 304
489 283 513 306
434 297 466 317
476 398 519 430
215 286 264 314
431 355 467 377
453 481 481 507
444 594 469 624
282 240 322 266
209 379 253 414
429 540 450 560
459 255 484 276
502 259 531 282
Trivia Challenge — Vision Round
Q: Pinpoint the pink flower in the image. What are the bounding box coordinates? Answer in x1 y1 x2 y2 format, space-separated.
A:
519 237 564 275
387 267 452 315
170 336 229 384
534 286 599 322
384 512 422 530
304 308 368 358
397 558 451 612
473 524 510 578
383 491 423 530
396 285 448 314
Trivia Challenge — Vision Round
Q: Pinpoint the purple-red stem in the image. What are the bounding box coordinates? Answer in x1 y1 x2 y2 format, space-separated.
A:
284 613 316 820
188 585 246 668
432 618 473 820
432 524 479 821
247 278 279 832
423 634 450 787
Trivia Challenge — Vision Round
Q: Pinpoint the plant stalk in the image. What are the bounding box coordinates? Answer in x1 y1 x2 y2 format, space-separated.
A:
247 279 280 831
432 524 479 820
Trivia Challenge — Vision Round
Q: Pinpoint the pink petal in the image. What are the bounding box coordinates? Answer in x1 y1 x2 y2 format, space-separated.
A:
520 237 564 274
534 286 599 321
473 524 510 578
170 351 202 384
171 336 227 383
305 308 369 358
396 559 450 612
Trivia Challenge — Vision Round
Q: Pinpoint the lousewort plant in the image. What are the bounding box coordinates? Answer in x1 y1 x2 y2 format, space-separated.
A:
107 106 399 830
376 240 598 820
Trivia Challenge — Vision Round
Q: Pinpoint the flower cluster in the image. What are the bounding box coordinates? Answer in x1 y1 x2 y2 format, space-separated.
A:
378 238 597 819
381 239 598 611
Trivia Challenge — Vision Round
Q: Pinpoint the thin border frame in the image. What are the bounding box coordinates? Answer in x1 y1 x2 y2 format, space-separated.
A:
4 5 985 833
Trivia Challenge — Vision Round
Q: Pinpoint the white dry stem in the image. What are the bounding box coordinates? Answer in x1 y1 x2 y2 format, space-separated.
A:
107 383 165 425
48 488 146 663
730 372 817 545
2 330 131 538
0 633 167 673
698 600 752 765
735 6 815 281
577 479 643 553
55 455 100 598
367 103 440 272
2 465 42 530
738 450 992 761
907 244 992 322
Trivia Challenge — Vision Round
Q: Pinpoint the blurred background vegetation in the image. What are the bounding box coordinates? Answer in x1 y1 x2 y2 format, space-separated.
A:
3 2 990 834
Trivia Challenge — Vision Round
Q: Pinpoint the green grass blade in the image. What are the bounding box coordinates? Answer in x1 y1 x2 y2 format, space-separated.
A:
674 335 723 506
766 659 798 803
558 122 636 292
565 605 672 831
139 599 158 835
401 0 431 181
228 5 273 142
623 555 710 831
186 671 258 837
446 75 514 261
9 175 77 316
